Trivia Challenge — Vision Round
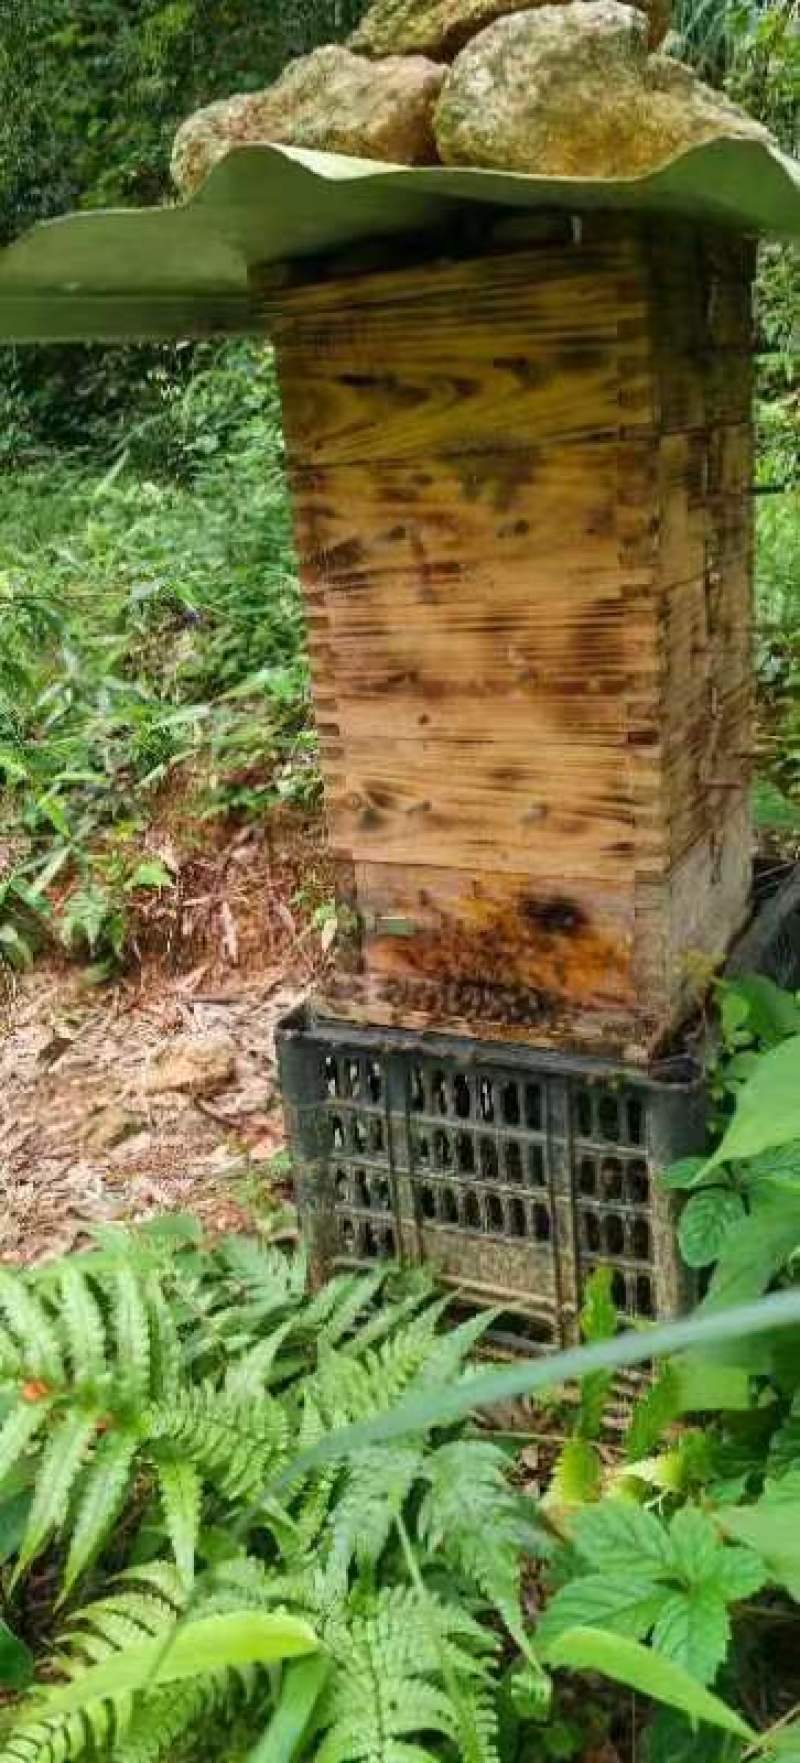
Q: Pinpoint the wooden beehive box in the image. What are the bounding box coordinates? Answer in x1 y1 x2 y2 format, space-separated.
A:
264 212 755 1063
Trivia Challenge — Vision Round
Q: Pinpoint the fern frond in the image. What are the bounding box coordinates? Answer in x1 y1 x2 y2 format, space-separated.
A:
113 1671 251 1763
418 1441 528 1651
316 1586 461 1763
152 1451 201 1587
58 1268 107 1389
302 1269 386 1351
225 1319 297 1398
219 1236 303 1310
63 1429 139 1596
111 1270 151 1406
144 1283 181 1405
325 1447 423 1591
13 1411 99 1583
0 1270 64 1386
150 1383 289 1500
0 1399 52 1487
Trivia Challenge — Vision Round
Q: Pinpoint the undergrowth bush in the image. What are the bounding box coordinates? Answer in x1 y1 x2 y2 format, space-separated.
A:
0 342 316 971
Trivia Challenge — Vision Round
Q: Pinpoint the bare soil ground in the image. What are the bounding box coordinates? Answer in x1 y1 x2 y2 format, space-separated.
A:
0 814 331 1263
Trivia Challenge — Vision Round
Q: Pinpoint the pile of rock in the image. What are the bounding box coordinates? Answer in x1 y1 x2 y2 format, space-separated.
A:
171 0 770 196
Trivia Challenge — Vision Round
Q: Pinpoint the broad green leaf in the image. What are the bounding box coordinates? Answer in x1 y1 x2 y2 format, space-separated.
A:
651 1585 730 1685
0 1620 33 1690
704 1037 800 1174
674 1357 752 1414
537 1574 669 1646
718 1489 800 1599
702 1187 800 1311
668 1507 720 1587
154 1453 201 1586
0 1491 31 1565
41 1611 319 1712
679 1191 746 1269
662 1158 708 1192
646 1708 743 1763
571 1500 673 1578
721 977 800 1048
63 1430 138 1595
125 859 174 892
248 1657 331 1763
541 1628 753 1740
712 1546 768 1603
626 1364 682 1461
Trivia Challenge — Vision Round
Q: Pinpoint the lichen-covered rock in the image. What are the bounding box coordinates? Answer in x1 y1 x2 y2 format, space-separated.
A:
434 1 771 176
350 0 669 61
171 45 445 195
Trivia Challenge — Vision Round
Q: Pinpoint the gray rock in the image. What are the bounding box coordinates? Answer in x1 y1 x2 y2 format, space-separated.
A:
144 1033 237 1097
172 44 446 195
351 0 668 60
434 1 771 176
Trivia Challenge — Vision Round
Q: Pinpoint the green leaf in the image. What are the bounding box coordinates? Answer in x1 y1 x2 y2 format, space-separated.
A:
548 1439 602 1505
0 1620 33 1690
112 1268 151 1404
154 1453 201 1587
646 1708 743 1763
247 1657 331 1763
702 1186 800 1311
661 1158 708 1192
679 1191 746 1269
712 1546 768 1603
14 1410 99 1581
668 1507 721 1587
718 1487 800 1599
125 859 174 892
0 1401 51 1488
704 1036 800 1174
721 977 800 1048
651 1586 730 1685
0 1271 63 1384
59 1265 107 1386
41 1611 319 1713
63 1429 138 1595
626 1364 682 1460
538 1574 669 1646
541 1629 753 1740
571 1500 673 1577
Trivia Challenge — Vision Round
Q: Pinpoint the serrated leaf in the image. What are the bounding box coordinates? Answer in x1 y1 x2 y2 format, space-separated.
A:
548 1439 602 1506
712 1546 768 1603
626 1363 682 1461
668 1507 721 1587
572 1500 673 1577
538 1574 669 1646
718 1488 800 1598
651 1585 730 1684
63 1429 138 1595
59 1266 107 1386
14 1410 99 1581
146 1282 182 1403
0 1399 51 1487
679 1191 746 1269
722 977 800 1048
112 1268 151 1405
541 1628 753 1739
0 1271 63 1384
154 1453 201 1587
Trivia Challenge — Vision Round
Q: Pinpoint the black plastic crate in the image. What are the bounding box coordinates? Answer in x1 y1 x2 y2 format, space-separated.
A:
278 866 800 1350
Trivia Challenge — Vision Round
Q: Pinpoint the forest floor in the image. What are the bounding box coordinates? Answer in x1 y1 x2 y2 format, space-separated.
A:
0 812 329 1264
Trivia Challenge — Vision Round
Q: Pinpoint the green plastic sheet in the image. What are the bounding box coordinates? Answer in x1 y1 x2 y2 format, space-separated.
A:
0 136 798 343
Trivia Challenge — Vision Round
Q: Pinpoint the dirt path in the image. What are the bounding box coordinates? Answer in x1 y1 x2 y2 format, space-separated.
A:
0 958 308 1263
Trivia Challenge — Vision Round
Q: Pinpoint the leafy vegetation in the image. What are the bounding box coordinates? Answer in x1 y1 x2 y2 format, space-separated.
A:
0 344 316 971
3 993 800 1763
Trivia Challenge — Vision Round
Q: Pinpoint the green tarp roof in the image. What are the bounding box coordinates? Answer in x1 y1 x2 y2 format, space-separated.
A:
1 137 799 344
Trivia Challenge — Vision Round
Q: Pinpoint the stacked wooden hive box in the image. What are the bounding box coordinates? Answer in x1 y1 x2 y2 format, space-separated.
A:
176 0 777 1341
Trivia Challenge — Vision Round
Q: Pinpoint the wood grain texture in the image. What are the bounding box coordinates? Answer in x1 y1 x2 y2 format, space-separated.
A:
268 220 755 1059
